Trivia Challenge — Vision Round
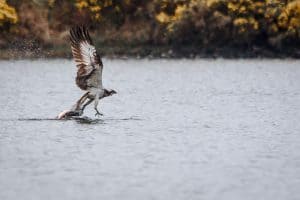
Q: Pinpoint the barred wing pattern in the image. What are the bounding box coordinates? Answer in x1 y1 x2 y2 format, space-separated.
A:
70 26 103 90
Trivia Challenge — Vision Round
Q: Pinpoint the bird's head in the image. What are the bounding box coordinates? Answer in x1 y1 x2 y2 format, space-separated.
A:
104 89 117 97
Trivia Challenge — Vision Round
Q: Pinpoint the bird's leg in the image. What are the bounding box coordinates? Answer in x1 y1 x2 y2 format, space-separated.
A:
58 92 90 119
75 92 89 110
94 91 103 117
81 98 93 111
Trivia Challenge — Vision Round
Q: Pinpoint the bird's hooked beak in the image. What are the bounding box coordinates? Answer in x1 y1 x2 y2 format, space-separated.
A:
110 90 117 95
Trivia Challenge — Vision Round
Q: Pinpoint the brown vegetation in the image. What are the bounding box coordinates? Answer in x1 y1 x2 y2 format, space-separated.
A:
0 0 300 58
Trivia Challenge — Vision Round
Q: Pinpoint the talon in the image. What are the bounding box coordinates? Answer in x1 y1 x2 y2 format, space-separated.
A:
95 109 103 117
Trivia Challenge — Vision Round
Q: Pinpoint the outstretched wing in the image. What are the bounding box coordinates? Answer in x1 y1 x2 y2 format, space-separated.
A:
70 26 103 90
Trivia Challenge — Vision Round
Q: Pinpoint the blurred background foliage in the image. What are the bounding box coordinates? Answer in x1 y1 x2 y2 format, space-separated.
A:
0 0 299 58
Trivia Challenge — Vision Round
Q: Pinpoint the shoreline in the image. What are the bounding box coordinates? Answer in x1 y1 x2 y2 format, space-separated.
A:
0 45 299 60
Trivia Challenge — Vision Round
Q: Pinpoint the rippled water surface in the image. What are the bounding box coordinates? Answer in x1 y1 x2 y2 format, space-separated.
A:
0 59 300 200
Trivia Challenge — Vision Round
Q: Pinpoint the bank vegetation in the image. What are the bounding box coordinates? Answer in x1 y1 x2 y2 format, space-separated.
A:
1 0 300 58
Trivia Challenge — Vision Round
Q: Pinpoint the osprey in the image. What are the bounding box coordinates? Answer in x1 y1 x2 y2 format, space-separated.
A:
58 26 116 119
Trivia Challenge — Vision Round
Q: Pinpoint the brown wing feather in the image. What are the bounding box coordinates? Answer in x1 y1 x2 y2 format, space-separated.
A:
70 26 103 90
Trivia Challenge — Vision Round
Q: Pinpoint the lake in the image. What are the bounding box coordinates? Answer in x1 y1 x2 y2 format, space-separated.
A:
0 59 300 200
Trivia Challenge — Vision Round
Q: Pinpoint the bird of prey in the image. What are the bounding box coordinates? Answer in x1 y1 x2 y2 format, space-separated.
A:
58 26 116 119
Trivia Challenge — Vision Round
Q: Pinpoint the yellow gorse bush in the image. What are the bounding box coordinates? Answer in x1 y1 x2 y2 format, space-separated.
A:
156 4 188 23
278 0 300 34
0 0 18 26
226 0 263 34
1 0 299 50
156 12 171 23
155 0 300 40
75 0 113 21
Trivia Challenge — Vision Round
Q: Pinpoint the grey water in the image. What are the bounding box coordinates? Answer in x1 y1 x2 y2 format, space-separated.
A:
0 59 300 200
